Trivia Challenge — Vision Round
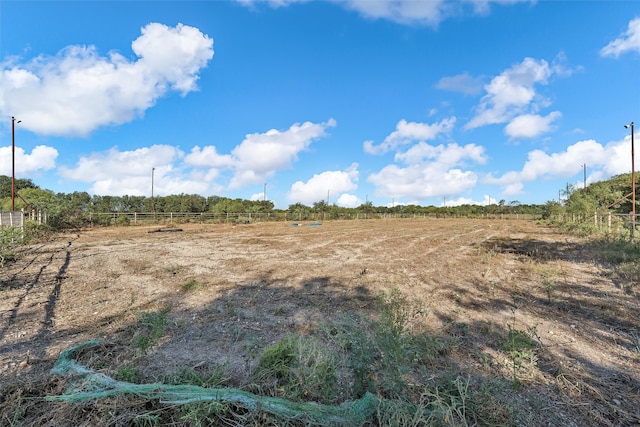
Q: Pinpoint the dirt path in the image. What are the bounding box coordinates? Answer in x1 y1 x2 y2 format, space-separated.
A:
1 218 638 425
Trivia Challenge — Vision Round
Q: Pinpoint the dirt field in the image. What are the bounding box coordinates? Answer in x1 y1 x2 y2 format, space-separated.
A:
1 218 639 426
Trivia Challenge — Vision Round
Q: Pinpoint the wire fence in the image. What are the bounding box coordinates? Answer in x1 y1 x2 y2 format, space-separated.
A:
0 211 25 243
82 211 542 226
550 211 638 237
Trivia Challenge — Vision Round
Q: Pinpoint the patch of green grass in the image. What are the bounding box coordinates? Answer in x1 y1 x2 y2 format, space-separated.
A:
116 365 141 383
178 400 234 427
134 307 171 353
180 279 204 292
132 413 160 427
159 366 227 388
253 335 339 403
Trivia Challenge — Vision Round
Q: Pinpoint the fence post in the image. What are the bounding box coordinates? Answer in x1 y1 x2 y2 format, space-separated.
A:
607 212 611 233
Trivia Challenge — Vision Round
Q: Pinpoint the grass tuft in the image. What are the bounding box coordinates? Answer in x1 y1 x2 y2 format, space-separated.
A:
134 307 171 353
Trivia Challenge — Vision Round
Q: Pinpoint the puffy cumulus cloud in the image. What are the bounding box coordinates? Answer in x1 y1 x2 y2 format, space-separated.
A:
600 17 640 58
443 194 495 207
229 119 336 188
58 144 200 196
0 145 58 176
363 117 455 155
504 111 562 139
395 141 487 166
465 57 553 130
368 164 478 200
288 163 359 205
435 72 485 95
337 193 362 208
60 145 183 182
368 141 486 200
185 146 234 168
63 118 336 198
0 23 213 137
485 135 639 196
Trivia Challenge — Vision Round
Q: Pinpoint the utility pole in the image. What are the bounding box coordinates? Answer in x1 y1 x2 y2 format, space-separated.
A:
583 163 587 190
151 167 155 215
11 116 21 211
625 122 635 238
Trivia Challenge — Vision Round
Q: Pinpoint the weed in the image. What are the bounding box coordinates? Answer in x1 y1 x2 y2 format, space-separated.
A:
502 325 538 390
178 400 235 427
253 335 339 403
422 376 471 427
135 307 171 353
333 289 417 399
181 278 203 292
159 366 227 388
116 365 141 383
542 277 556 301
132 413 160 427
1 391 25 427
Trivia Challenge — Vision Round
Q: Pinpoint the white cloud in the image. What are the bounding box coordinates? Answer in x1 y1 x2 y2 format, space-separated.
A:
338 0 447 26
185 146 234 168
368 142 486 199
59 145 194 196
504 111 562 139
435 72 485 95
363 117 455 155
288 163 359 205
485 134 639 196
337 193 362 208
0 145 58 176
368 164 478 200
56 118 336 197
600 17 640 58
236 0 534 26
0 23 213 137
465 57 553 130
229 118 337 188
443 194 497 207
60 145 182 182
395 141 487 166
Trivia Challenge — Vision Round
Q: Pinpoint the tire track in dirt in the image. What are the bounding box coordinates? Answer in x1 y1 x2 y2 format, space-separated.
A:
0 236 77 366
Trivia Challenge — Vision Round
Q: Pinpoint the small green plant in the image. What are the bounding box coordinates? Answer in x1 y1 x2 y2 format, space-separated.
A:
542 277 556 301
135 307 171 353
116 365 141 383
181 279 204 292
502 325 538 390
334 289 415 399
253 335 338 403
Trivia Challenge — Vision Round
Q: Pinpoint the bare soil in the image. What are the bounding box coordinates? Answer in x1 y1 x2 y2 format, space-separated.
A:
1 218 639 426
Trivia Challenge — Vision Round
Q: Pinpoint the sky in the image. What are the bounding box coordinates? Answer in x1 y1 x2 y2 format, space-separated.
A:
0 0 639 209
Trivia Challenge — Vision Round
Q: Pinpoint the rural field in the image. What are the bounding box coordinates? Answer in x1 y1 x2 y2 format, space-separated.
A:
1 218 638 426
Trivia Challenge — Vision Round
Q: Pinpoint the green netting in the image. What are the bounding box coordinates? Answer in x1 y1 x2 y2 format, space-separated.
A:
47 340 379 426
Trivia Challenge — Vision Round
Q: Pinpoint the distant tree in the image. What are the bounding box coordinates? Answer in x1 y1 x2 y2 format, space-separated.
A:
541 200 564 219
0 175 39 198
312 200 329 212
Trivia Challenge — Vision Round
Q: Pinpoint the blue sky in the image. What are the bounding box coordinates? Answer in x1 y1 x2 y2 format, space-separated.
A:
1 0 639 209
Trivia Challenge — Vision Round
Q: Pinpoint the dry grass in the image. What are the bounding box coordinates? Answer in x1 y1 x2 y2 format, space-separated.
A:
1 219 639 426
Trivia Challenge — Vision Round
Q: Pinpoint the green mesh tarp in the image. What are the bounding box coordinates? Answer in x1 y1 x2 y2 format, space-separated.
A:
47 340 379 426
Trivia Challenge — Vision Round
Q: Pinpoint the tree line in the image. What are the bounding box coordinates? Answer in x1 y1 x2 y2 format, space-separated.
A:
5 173 637 227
